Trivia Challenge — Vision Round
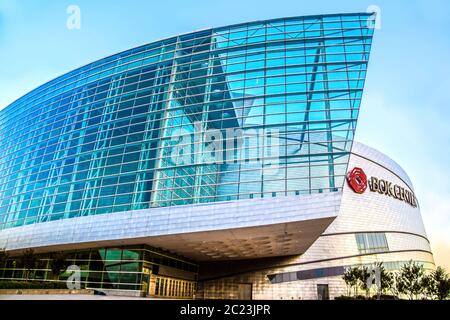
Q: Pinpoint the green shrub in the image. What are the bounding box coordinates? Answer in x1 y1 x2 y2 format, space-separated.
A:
0 280 68 289
335 295 377 300
334 295 354 300
374 294 398 300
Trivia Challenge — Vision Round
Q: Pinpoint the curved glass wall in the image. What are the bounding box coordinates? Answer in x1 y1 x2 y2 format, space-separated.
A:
0 13 375 230
0 245 198 294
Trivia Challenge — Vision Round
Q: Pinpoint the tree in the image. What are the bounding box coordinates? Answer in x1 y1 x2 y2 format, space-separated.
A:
17 249 37 281
49 251 69 280
433 266 450 300
342 266 370 297
356 266 371 297
343 267 359 296
343 264 394 298
420 272 435 300
396 260 425 299
374 262 394 298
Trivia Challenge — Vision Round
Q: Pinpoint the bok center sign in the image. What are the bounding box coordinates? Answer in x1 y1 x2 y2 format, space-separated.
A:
346 167 417 208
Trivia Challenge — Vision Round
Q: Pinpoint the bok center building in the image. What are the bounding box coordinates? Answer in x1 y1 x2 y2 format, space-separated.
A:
0 13 434 299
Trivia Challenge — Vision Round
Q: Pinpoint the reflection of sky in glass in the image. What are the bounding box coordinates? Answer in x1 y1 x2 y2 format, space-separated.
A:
0 12 373 229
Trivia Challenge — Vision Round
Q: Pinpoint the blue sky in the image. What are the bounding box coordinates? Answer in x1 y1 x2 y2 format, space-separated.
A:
1 0 449 269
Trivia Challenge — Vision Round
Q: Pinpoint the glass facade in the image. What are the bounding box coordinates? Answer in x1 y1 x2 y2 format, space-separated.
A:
355 232 389 254
0 13 374 230
0 245 198 295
